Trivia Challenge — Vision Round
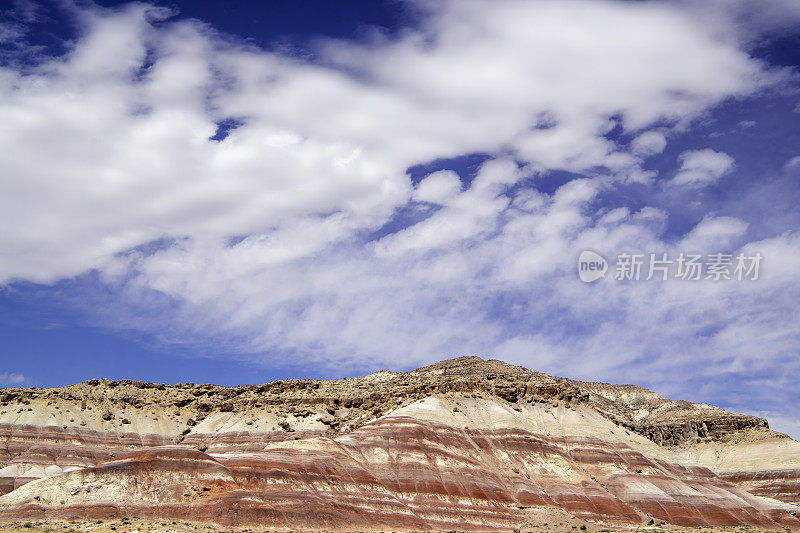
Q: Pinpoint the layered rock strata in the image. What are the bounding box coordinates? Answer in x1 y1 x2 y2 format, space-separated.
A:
0 357 797 530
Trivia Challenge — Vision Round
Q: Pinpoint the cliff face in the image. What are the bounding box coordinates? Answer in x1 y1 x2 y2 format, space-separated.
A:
0 357 797 530
576 381 769 446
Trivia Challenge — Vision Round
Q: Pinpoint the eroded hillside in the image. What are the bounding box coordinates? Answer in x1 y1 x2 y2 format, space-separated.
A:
0 357 797 530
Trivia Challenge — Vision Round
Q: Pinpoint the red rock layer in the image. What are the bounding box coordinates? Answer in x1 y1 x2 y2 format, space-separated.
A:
721 469 800 505
1 414 798 531
0 423 173 494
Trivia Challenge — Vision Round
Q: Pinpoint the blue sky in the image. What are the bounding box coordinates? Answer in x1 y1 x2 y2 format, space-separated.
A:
1 0 799 437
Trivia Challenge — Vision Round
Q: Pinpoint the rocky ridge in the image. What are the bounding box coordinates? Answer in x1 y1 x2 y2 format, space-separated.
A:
0 356 797 530
0 356 768 447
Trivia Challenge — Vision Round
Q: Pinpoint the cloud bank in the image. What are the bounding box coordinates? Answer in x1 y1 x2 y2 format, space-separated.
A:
1 0 799 436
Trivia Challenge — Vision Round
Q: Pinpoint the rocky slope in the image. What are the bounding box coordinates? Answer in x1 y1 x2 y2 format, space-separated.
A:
0 356 797 530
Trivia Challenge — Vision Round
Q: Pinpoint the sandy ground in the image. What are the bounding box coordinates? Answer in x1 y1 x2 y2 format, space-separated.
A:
0 517 793 533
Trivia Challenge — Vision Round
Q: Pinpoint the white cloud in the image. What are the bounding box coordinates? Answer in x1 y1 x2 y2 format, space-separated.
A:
631 130 667 157
672 149 735 186
0 0 798 435
413 170 462 204
0 372 29 387
0 0 776 283
676 0 800 45
785 155 800 171
678 215 749 251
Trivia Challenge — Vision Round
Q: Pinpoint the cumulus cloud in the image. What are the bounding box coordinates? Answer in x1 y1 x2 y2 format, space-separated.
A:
678 215 749 251
631 131 667 157
1 0 799 435
0 0 776 283
413 170 462 204
672 149 736 187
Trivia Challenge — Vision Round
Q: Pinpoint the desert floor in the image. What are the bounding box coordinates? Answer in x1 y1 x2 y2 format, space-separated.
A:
0 517 791 533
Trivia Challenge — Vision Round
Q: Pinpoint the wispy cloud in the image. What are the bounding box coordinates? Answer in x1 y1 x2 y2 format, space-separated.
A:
0 0 798 437
0 372 30 387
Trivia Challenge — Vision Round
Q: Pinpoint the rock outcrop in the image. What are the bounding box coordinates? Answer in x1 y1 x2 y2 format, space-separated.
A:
0 357 797 530
575 381 770 446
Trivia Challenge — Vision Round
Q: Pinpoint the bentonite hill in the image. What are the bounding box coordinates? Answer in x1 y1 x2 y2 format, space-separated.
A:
0 356 798 531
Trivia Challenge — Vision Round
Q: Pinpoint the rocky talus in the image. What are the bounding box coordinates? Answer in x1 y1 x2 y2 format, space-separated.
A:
0 357 797 530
